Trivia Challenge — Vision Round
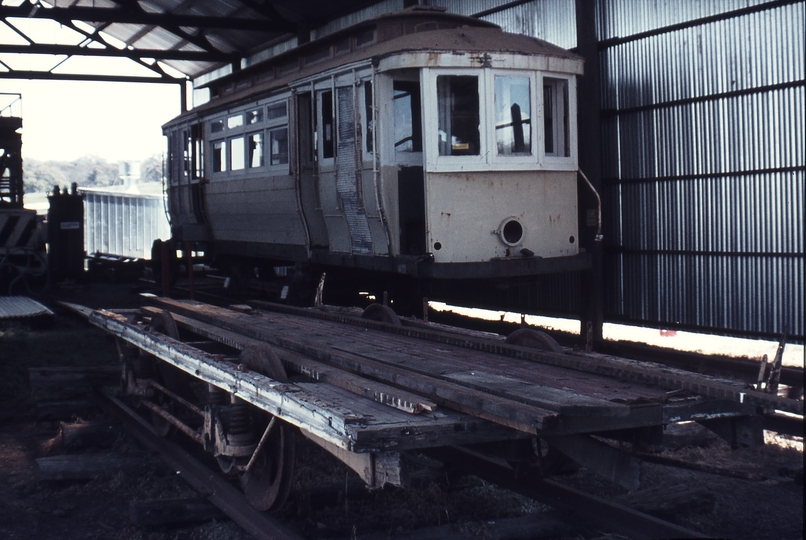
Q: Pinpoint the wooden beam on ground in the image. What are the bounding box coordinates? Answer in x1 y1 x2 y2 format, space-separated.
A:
129 498 225 526
35 452 160 480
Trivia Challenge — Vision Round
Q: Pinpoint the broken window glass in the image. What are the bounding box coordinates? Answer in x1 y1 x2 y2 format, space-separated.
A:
394 81 422 153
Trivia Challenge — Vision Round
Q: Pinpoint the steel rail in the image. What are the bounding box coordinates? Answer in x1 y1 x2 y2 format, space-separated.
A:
426 445 707 540
99 389 305 540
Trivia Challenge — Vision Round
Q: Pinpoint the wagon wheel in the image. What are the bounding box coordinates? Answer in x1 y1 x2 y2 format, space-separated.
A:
505 328 563 354
239 344 296 512
361 303 402 326
145 310 186 436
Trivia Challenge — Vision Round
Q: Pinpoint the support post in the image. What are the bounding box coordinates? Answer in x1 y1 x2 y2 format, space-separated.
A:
576 0 604 346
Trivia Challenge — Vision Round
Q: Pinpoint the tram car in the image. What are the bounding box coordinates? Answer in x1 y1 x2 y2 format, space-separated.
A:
162 6 592 308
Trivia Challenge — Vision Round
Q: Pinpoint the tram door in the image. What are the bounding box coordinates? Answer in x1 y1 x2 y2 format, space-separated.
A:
296 92 328 248
392 77 426 256
168 124 206 233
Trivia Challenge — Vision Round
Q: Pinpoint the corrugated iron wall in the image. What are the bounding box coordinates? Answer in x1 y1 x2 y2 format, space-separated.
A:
427 0 803 340
597 0 804 340
82 189 171 260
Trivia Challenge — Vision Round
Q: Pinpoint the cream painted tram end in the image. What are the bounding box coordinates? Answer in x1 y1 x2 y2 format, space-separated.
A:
163 10 587 282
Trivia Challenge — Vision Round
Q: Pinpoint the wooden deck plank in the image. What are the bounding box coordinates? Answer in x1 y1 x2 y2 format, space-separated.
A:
143 306 438 415
245 299 802 415
143 299 559 434
93 308 525 452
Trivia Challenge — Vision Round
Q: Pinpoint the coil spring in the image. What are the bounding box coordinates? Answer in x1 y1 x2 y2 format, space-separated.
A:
207 384 227 406
227 400 252 436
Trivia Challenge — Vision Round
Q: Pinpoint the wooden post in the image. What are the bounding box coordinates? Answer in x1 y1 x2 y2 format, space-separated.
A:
185 241 195 300
576 0 605 347
161 240 171 298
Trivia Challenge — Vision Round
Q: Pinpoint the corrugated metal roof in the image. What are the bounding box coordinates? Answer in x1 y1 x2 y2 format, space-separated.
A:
0 0 383 83
0 296 54 320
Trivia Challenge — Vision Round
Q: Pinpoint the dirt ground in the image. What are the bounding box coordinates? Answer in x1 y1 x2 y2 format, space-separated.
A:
0 281 802 540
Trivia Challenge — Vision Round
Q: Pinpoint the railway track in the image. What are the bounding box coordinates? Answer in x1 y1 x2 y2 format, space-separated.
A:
98 386 706 540
98 390 304 540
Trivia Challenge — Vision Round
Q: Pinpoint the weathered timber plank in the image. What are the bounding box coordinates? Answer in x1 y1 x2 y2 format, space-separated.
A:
440 369 629 416
139 300 557 434
89 309 368 451
28 366 120 388
242 299 802 415
146 306 438 415
35 452 159 480
130 498 225 526
614 484 715 519
59 421 121 449
297 382 525 452
93 309 519 452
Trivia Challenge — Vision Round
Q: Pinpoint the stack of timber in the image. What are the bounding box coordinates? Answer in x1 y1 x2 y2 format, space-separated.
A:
88 298 802 487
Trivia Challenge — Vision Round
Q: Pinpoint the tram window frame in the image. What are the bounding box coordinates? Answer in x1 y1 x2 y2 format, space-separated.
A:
247 132 264 169
211 140 227 173
541 76 574 161
423 68 488 169
269 127 289 166
492 72 534 159
265 97 290 172
436 74 481 157
230 136 246 171
317 89 335 162
393 80 422 155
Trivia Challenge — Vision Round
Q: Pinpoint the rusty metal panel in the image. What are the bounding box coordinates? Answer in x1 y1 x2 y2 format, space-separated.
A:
599 0 805 340
81 187 171 260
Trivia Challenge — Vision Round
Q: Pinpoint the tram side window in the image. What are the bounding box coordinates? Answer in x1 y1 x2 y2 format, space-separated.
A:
320 90 335 159
394 81 422 153
437 76 479 156
266 99 289 167
364 82 374 154
248 133 264 168
543 77 570 157
183 130 192 182
230 137 245 171
495 76 531 155
212 140 227 173
269 127 288 165
191 124 204 179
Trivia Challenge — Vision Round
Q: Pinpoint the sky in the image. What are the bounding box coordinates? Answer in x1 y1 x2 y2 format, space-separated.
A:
0 78 181 163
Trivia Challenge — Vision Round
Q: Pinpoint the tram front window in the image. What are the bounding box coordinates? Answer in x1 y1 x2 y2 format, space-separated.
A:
436 75 479 156
495 75 531 155
393 81 422 153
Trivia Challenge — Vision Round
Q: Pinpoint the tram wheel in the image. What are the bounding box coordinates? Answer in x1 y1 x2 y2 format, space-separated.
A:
239 344 296 512
361 303 402 326
505 328 563 354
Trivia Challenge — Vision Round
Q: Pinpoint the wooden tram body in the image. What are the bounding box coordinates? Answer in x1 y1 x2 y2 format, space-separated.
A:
162 7 590 303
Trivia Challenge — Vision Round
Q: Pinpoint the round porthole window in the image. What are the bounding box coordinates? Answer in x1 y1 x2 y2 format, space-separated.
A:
499 218 524 247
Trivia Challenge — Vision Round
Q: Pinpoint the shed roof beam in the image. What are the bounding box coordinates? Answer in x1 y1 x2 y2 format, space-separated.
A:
0 43 238 63
0 4 294 32
0 70 183 85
